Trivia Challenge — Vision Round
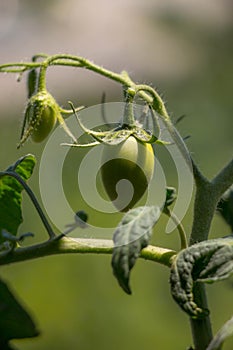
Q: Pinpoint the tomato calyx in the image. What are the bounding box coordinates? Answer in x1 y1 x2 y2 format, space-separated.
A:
63 102 159 149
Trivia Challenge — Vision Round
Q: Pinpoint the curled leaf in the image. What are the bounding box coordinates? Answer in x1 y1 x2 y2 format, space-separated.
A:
112 206 161 294
170 237 233 318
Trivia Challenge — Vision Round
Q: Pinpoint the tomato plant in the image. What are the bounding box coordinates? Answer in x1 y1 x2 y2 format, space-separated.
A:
0 54 232 350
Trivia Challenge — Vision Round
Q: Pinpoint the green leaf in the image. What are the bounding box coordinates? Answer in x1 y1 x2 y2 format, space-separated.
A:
0 155 36 243
0 278 39 343
6 154 36 181
112 206 161 294
207 315 233 350
0 341 17 350
170 237 233 318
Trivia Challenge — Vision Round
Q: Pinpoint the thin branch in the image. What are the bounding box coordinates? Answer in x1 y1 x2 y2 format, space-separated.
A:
212 158 233 197
0 55 167 124
0 62 41 73
191 157 210 186
190 157 233 245
135 84 170 121
0 236 176 267
47 54 127 85
163 207 188 250
1 171 55 239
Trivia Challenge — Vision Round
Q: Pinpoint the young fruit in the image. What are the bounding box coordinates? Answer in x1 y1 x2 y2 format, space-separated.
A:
101 136 154 212
20 91 59 145
30 104 57 142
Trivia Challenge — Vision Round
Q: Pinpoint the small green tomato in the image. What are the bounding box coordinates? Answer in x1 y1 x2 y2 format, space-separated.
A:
31 104 57 142
101 136 154 212
20 91 59 146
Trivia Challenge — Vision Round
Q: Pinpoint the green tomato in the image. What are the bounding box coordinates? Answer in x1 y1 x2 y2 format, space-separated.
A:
31 105 57 142
19 91 61 147
100 136 154 212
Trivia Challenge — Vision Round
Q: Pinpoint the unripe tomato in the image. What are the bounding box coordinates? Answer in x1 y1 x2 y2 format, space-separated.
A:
101 136 154 212
31 105 57 142
23 91 58 143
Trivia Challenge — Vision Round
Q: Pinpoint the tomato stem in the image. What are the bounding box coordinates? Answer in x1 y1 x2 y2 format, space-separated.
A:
122 92 136 127
163 207 188 250
0 54 171 124
37 65 47 92
0 236 177 268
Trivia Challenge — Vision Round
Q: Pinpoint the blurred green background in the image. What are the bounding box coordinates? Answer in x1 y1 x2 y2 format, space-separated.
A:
0 0 233 349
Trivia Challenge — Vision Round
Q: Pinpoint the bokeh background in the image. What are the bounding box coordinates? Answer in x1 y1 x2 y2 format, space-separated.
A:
0 0 233 349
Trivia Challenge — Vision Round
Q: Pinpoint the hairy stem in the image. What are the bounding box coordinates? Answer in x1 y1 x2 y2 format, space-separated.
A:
37 65 47 91
0 54 170 126
188 157 233 349
212 158 233 197
190 157 233 245
123 91 136 127
0 237 176 267
190 284 213 350
188 171 214 349
136 84 170 121
190 180 216 244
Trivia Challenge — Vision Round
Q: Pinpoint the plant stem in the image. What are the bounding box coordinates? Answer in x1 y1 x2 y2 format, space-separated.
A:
122 91 136 127
187 158 233 349
135 84 170 121
190 157 233 245
0 55 171 126
190 283 213 350
163 207 188 250
189 175 214 349
0 236 176 267
47 54 128 85
37 65 47 91
212 158 233 197
0 62 41 73
190 181 216 245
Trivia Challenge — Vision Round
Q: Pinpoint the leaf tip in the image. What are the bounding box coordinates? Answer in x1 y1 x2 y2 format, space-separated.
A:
122 283 132 295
